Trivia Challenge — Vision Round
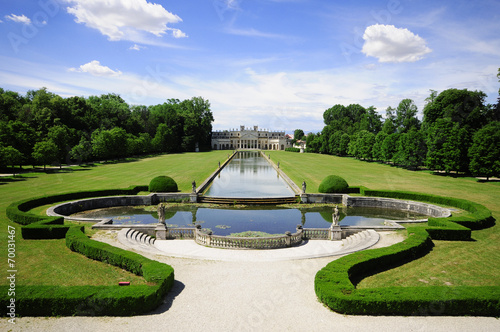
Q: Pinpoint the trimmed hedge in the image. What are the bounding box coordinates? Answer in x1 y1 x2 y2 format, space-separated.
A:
318 175 349 193
0 227 174 316
359 187 494 230
6 185 147 239
148 176 178 192
3 185 175 316
285 147 301 152
315 187 500 316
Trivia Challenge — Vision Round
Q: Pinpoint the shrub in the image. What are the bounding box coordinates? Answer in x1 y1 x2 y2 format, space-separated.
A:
318 175 349 193
148 176 178 192
285 147 300 152
0 227 175 316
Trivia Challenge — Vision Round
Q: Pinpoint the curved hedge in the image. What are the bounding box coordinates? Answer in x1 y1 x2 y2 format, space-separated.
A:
0 228 174 316
149 176 178 192
6 185 148 239
3 185 175 316
315 188 499 316
318 175 349 193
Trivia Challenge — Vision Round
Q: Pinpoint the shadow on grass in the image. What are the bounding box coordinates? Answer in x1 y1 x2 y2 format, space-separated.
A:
0 175 37 185
477 179 500 183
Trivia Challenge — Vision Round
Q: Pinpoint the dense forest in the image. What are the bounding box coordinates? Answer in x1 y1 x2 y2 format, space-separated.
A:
0 87 214 170
303 83 500 180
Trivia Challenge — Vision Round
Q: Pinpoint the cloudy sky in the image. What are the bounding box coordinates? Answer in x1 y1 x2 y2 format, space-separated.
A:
1 0 499 133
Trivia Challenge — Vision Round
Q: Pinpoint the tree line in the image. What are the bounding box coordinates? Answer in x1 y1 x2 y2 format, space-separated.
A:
0 87 214 170
303 73 500 180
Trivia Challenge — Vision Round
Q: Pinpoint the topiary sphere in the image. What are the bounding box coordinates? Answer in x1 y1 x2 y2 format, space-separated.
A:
318 175 349 193
149 176 178 192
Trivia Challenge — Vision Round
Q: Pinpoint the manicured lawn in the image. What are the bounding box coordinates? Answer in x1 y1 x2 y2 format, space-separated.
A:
271 151 500 287
0 151 229 287
1 150 498 289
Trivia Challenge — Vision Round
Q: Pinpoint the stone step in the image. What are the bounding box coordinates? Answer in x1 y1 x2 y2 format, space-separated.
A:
198 196 299 205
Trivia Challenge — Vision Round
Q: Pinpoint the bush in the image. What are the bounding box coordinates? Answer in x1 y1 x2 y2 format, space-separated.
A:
318 175 349 193
314 187 500 316
148 176 178 192
285 147 300 152
0 227 175 316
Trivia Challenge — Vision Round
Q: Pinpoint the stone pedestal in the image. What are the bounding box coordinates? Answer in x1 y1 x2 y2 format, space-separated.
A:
190 194 198 203
155 223 169 240
300 194 308 203
329 225 342 241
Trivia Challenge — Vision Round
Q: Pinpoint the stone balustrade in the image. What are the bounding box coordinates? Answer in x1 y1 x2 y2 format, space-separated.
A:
193 227 303 249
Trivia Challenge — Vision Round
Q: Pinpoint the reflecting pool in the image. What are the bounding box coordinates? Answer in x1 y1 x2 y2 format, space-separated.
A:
72 206 426 236
204 151 295 197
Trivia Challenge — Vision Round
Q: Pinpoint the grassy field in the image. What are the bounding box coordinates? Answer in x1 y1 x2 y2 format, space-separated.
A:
271 151 500 287
0 151 229 286
0 150 499 288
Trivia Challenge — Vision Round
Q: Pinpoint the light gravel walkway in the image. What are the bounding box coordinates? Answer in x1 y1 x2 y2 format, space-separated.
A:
2 231 499 332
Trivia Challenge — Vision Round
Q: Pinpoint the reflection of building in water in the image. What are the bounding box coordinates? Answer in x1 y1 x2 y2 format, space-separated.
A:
211 125 292 150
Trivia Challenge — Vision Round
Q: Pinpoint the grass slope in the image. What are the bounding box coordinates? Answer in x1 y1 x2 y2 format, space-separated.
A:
271 151 500 287
0 151 229 286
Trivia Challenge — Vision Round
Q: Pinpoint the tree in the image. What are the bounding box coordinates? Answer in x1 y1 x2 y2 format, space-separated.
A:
395 99 420 133
70 135 92 165
0 145 23 175
360 106 382 133
395 129 426 170
338 133 350 156
372 131 388 161
47 125 73 167
426 118 461 173
349 130 374 160
422 88 488 131
90 127 127 161
32 140 58 170
468 122 500 180
381 133 400 163
179 97 214 151
293 129 304 143
381 106 396 134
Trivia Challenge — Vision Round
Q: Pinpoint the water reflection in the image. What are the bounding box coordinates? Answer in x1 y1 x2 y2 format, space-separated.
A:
204 151 295 197
72 205 426 236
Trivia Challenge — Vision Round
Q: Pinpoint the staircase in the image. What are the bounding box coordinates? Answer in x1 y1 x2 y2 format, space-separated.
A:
198 196 299 205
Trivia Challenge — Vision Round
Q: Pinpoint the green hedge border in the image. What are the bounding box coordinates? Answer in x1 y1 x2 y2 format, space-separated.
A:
315 188 499 316
6 185 148 239
3 185 175 316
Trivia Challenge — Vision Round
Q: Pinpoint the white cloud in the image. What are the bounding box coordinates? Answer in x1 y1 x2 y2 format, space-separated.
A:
65 0 183 41
171 28 187 38
69 60 122 77
361 24 431 63
129 44 145 51
5 14 32 25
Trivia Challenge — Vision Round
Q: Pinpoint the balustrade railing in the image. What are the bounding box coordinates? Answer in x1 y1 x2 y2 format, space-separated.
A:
302 228 330 240
155 225 343 249
194 227 303 249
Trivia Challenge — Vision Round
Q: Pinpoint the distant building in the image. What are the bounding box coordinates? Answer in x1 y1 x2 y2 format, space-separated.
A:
211 125 292 150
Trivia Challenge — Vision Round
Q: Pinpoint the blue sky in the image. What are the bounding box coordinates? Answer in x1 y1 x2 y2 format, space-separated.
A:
1 0 499 133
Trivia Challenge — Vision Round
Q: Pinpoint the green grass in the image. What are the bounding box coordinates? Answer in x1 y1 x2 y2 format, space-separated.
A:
1 150 499 289
0 151 230 287
271 151 500 287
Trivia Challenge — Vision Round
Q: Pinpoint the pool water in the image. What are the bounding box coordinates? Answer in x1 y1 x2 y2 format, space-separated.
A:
72 206 425 236
204 151 295 197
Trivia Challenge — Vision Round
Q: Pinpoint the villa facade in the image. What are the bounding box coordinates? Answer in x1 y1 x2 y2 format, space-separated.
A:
211 125 292 150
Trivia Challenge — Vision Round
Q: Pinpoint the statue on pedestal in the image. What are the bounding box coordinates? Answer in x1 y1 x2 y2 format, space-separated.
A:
302 181 306 194
192 180 196 193
332 205 339 226
157 203 166 224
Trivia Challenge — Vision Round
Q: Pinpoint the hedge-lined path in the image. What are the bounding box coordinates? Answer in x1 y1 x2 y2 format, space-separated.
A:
3 232 499 332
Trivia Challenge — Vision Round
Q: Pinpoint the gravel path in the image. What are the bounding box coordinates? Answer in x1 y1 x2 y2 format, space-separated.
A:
2 232 499 332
